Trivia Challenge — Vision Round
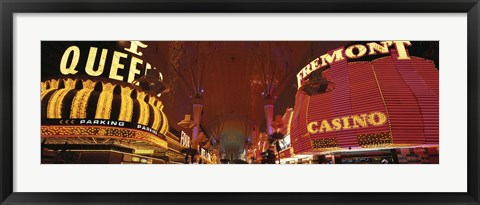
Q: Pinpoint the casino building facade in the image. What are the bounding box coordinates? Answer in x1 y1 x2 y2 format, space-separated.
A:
287 47 439 164
39 41 196 164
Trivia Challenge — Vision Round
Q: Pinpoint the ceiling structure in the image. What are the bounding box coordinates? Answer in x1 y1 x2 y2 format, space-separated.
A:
139 41 346 156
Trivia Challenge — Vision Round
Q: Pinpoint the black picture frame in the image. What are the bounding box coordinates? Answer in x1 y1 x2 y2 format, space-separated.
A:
1 0 479 204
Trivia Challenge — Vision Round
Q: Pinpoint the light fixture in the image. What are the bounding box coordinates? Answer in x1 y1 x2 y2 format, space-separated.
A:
177 114 195 129
299 71 335 96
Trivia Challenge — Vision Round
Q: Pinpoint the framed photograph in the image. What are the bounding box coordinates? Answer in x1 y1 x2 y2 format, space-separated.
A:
1 0 479 204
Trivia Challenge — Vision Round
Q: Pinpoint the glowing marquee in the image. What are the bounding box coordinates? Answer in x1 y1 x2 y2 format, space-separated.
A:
180 131 191 147
296 41 412 88
59 41 162 84
41 125 168 149
307 112 387 134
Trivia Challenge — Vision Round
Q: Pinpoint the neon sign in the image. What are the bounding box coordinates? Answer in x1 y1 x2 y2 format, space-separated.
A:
296 41 412 88
307 112 387 134
59 41 162 84
180 131 191 147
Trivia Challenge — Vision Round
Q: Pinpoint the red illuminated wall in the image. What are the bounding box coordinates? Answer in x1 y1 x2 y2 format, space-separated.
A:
290 48 439 154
